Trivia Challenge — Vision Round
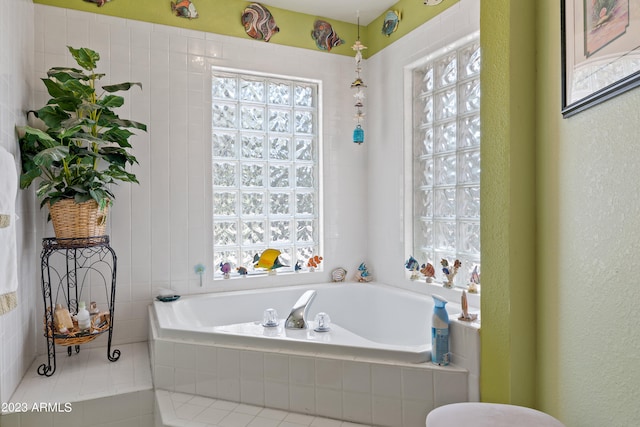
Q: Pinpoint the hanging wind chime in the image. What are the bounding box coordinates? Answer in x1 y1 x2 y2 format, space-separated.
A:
351 13 367 144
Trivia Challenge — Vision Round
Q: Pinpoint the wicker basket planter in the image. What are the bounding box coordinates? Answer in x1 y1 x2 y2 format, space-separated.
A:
48 199 108 240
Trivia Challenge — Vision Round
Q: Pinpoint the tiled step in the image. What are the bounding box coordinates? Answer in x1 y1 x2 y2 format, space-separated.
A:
0 342 154 426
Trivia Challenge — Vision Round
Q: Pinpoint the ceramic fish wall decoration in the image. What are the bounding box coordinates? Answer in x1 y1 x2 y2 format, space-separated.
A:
311 20 344 52
171 0 198 19
381 10 401 37
242 3 280 42
84 0 111 7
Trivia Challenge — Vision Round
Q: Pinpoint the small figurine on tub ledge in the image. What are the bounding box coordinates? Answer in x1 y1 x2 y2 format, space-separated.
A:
254 248 287 274
219 262 232 279
405 256 421 280
467 265 480 293
236 266 248 276
440 258 461 288
420 263 436 283
458 290 478 322
331 267 347 282
354 262 373 282
307 255 323 272
294 261 303 272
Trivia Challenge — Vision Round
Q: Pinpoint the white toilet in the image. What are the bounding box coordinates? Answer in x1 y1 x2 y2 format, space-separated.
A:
426 402 565 427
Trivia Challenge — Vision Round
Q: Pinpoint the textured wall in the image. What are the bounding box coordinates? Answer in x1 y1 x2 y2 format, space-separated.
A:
479 0 538 406
537 1 640 424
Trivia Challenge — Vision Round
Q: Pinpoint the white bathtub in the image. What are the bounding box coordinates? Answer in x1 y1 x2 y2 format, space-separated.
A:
153 282 448 363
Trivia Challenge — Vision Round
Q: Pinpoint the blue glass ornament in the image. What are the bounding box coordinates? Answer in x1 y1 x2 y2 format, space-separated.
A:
353 124 364 144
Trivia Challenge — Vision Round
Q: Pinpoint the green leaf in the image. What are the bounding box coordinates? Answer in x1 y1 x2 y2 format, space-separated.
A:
19 126 58 146
98 95 124 108
64 79 94 99
100 150 128 167
19 167 43 189
77 102 101 116
58 125 84 140
69 185 89 194
42 78 69 99
60 117 86 129
109 118 147 131
67 46 100 71
74 193 93 203
33 146 69 168
46 96 82 113
48 67 89 82
102 82 142 93
36 106 70 129
102 128 134 145
107 167 139 184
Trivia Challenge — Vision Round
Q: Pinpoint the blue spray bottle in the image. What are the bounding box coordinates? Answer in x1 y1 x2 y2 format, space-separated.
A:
431 295 450 365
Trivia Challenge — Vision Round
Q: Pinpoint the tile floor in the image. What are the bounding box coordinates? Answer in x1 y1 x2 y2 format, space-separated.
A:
156 390 371 427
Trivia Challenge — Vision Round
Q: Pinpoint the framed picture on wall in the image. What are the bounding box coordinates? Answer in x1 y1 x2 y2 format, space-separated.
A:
561 0 640 117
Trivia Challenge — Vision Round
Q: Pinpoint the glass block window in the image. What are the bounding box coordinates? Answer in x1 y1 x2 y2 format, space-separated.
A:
212 69 320 277
412 37 481 287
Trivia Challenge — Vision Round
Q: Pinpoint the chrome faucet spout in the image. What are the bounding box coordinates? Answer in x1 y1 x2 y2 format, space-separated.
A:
285 290 317 329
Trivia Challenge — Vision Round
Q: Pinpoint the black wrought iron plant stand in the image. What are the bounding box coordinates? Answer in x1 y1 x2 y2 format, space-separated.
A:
38 236 120 376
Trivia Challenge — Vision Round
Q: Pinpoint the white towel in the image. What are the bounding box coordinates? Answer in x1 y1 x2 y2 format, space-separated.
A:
0 146 19 315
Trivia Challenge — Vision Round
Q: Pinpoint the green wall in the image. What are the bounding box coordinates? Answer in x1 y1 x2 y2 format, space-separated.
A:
34 0 457 58
535 0 561 417
479 0 537 406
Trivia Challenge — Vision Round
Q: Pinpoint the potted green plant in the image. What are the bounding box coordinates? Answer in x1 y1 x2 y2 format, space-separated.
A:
17 46 146 239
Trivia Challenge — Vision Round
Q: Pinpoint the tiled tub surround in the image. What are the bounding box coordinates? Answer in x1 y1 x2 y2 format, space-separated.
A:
149 285 480 427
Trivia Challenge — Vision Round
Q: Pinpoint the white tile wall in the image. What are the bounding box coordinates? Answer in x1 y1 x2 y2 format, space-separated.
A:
0 0 37 406
32 4 369 357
